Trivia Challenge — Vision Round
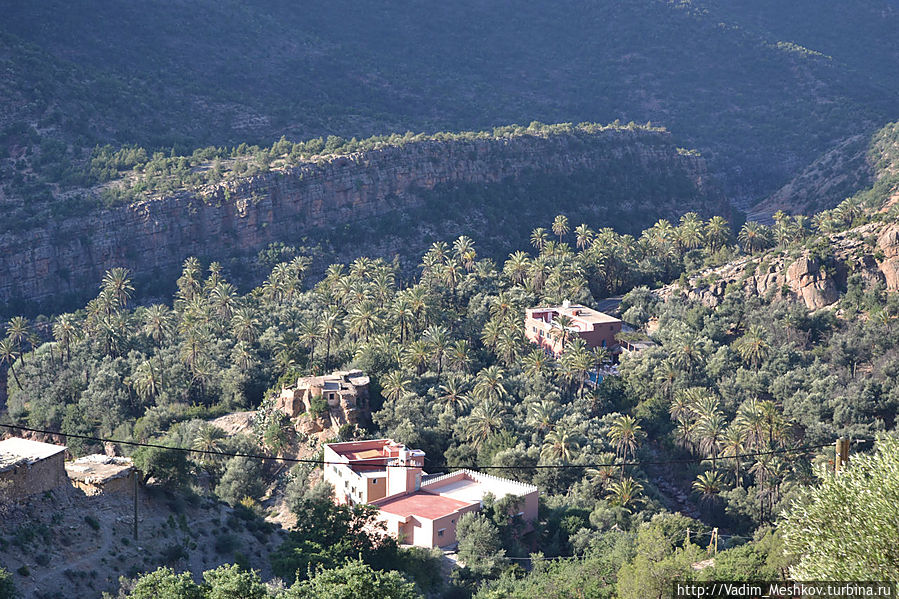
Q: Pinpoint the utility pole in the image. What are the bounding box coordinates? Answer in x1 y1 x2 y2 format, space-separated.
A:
707 528 718 556
835 437 849 474
133 469 138 541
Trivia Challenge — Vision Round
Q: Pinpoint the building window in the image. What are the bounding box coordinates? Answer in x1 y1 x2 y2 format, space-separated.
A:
437 529 445 537
372 478 379 484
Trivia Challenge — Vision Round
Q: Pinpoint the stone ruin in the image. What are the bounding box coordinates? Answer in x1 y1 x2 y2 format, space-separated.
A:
275 369 370 434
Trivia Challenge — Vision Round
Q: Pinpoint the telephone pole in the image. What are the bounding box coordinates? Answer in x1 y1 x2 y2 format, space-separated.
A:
133 469 138 541
835 437 849 473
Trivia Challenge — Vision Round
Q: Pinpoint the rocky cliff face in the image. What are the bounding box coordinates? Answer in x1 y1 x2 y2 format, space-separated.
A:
658 221 899 310
0 128 727 314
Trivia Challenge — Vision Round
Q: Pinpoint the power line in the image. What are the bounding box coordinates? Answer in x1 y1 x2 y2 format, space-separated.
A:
0 422 830 471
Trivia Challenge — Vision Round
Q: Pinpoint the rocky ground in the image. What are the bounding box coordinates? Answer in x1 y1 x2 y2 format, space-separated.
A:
0 483 287 599
658 220 899 310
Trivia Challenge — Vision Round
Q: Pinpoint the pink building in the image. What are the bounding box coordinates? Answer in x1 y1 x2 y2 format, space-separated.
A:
525 300 622 356
323 440 539 549
323 439 424 505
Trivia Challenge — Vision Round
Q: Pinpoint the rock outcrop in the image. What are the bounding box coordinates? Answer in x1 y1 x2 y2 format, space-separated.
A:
0 128 728 314
658 221 899 310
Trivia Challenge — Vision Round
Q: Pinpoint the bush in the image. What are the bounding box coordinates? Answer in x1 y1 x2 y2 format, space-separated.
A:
0 568 15 599
84 515 101 531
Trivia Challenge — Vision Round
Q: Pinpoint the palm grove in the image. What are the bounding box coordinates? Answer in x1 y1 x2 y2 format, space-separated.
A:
2 196 899 596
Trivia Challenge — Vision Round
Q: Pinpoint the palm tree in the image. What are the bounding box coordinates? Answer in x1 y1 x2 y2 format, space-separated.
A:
448 340 472 373
143 304 175 344
550 314 574 349
692 470 724 506
527 400 559 433
496 329 523 367
463 399 508 449
654 358 679 402
404 340 431 376
590 346 610 380
735 325 770 370
669 388 695 425
607 477 644 512
705 216 731 250
180 329 210 371
6 316 29 358
391 297 416 343
425 325 450 380
320 308 342 370
131 358 163 402
231 307 260 344
530 227 549 252
438 376 471 415
232 341 254 371
574 224 594 250
561 341 592 398
670 334 704 375
101 267 134 310
192 423 227 466
473 365 508 403
735 398 767 451
503 251 531 285
480 319 503 351
552 215 570 243
541 426 580 463
522 349 553 380
528 255 549 292
586 452 620 493
0 339 22 388
608 415 644 464
695 412 726 471
452 235 477 271
382 370 412 402
721 426 746 487
298 319 320 363
441 261 463 291
349 301 379 342
677 212 705 250
210 282 239 321
738 221 771 254
52 314 80 362
772 211 797 248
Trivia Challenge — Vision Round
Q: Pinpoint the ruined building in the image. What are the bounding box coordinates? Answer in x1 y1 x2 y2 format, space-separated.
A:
275 369 370 433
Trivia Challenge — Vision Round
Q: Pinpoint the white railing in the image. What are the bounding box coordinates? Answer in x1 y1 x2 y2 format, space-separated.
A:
421 468 538 494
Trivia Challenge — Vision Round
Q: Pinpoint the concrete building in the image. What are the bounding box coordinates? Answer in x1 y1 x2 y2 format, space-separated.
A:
324 439 539 549
323 439 425 505
66 455 135 496
525 300 622 356
0 437 68 500
276 369 370 429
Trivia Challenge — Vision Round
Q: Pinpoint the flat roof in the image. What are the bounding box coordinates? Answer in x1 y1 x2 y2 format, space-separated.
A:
424 470 537 504
529 305 621 325
374 490 472 520
0 438 67 472
65 455 134 483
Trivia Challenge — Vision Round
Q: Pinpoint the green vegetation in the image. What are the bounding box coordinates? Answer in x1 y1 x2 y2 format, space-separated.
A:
781 435 899 580
2 0 898 229
3 191 899 593
89 122 656 208
0 568 15 599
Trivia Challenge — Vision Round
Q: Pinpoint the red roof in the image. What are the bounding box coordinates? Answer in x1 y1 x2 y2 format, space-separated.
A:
373 491 472 520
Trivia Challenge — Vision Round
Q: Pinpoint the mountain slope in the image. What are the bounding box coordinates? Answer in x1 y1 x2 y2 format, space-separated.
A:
0 124 728 316
1 0 897 214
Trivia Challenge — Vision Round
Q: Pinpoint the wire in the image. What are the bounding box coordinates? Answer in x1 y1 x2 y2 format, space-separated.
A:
0 422 831 471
